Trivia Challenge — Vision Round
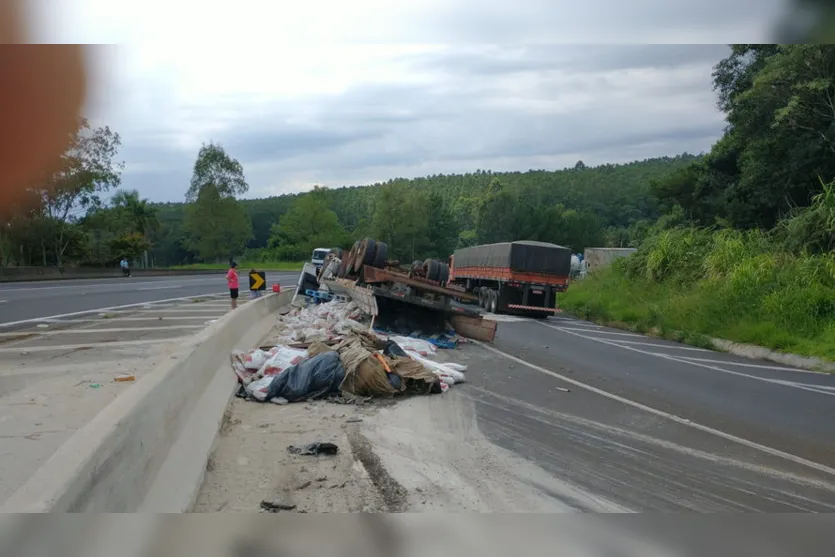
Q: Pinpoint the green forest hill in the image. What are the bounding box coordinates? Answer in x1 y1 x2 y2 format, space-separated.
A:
151 155 698 267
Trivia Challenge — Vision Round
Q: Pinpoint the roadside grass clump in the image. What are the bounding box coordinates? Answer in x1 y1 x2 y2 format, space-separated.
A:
563 187 835 361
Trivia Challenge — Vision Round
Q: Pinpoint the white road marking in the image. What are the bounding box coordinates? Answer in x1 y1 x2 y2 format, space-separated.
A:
0 337 189 353
598 339 711 351
544 323 835 397
557 327 645 337
475 340 835 479
0 277 221 294
137 285 184 291
0 293 225 328
39 316 218 323
0 325 204 336
0 300 6 303
139 308 227 313
674 355 820 374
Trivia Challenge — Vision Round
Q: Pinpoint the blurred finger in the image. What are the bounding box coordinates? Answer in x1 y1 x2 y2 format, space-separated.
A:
0 1 87 207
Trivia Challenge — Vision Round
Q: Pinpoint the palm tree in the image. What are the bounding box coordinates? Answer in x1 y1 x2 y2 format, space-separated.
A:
111 189 159 267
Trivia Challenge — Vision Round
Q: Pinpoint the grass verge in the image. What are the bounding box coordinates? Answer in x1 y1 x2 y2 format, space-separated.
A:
561 264 835 363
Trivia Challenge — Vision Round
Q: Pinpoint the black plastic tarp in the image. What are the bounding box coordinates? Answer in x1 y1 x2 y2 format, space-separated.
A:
266 351 345 402
453 241 572 275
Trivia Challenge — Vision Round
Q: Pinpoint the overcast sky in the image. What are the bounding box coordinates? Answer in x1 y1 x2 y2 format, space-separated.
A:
27 0 788 203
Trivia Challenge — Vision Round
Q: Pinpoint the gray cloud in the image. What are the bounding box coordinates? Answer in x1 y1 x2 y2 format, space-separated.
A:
113 43 730 202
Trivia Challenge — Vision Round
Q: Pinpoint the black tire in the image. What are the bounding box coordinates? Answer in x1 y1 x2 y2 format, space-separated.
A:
372 241 388 268
489 289 498 313
438 263 450 285
423 258 440 281
477 287 485 308
362 238 377 266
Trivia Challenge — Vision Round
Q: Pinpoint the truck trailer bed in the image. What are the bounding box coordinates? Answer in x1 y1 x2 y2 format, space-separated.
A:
452 241 572 276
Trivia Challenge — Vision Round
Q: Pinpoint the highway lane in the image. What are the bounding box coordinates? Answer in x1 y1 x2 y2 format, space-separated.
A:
458 314 835 511
0 273 300 328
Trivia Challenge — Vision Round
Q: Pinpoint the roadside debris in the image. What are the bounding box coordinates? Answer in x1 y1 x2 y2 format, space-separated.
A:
260 500 297 512
114 374 136 382
288 442 339 456
230 297 469 404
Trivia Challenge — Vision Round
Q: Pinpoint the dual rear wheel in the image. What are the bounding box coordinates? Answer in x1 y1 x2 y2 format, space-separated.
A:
478 287 499 313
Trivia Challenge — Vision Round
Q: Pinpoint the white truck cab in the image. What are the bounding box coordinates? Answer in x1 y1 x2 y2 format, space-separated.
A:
311 248 330 271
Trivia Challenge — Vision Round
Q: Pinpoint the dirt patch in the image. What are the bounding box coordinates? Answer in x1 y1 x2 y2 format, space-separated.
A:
192 397 387 513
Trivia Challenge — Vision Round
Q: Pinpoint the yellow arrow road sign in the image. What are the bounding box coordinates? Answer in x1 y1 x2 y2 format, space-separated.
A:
249 271 266 290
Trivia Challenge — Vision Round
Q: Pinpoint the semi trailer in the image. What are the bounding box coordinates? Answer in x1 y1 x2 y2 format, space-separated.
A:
448 240 572 317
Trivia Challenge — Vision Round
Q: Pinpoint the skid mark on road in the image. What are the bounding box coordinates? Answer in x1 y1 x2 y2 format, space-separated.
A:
474 338 835 480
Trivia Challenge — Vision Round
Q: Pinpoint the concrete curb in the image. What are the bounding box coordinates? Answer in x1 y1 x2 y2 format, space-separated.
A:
0 289 294 512
710 338 835 373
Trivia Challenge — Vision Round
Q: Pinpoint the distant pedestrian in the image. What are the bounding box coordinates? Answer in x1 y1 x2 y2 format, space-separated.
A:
120 257 130 277
227 261 239 310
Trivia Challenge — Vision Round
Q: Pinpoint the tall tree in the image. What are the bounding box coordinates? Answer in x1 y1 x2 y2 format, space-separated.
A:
185 142 248 202
183 183 252 262
35 118 123 266
183 143 252 262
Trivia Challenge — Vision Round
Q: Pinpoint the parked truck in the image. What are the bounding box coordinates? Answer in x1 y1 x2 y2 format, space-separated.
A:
448 240 572 317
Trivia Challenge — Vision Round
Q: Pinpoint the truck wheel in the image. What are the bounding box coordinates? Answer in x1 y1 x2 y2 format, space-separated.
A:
477 287 485 308
438 262 450 285
362 238 377 266
488 289 498 313
372 241 388 268
422 258 440 281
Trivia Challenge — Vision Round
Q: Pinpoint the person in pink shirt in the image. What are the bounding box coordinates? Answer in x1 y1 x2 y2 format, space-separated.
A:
226 261 239 309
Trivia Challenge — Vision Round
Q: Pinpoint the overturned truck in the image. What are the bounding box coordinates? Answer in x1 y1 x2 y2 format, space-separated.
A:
448 241 572 317
312 238 497 342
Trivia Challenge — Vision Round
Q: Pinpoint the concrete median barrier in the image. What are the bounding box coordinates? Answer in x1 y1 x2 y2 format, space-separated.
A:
0 289 294 512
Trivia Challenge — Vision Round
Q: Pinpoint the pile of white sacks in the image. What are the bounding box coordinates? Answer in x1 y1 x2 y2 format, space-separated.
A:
231 300 467 401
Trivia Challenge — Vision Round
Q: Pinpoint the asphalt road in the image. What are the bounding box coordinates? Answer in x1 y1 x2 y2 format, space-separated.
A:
460 314 835 511
0 273 300 328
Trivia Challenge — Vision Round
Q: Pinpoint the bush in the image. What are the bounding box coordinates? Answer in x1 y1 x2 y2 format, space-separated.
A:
563 222 835 361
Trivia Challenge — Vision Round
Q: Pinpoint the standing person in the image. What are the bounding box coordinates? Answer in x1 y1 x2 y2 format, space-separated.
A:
227 261 239 310
120 257 130 277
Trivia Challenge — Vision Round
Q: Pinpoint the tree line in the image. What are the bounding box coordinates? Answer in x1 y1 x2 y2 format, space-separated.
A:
3 45 832 269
